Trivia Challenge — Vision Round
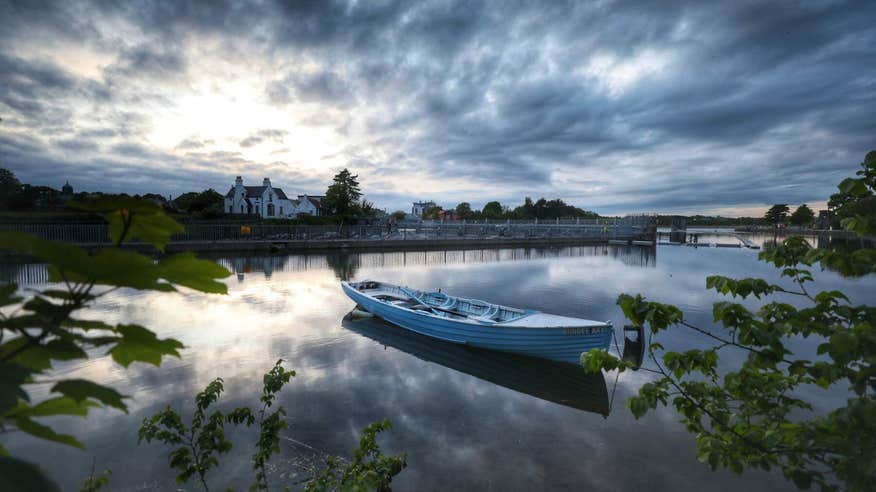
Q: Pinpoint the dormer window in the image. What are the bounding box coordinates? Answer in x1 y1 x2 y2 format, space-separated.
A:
269 194 273 203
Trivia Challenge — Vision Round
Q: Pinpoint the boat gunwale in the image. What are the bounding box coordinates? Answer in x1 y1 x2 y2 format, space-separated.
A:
342 281 611 330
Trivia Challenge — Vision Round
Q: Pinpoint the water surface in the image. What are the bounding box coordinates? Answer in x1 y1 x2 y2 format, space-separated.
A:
4 244 873 491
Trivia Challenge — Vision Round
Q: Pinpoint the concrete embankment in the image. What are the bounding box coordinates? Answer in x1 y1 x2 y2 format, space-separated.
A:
101 236 653 254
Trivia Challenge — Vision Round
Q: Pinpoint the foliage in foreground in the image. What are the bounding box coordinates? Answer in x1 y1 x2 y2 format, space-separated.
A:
0 196 405 491
140 360 406 491
305 419 406 492
0 197 231 488
582 151 876 491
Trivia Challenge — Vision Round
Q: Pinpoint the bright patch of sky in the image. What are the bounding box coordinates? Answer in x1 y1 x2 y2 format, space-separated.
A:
0 1 873 215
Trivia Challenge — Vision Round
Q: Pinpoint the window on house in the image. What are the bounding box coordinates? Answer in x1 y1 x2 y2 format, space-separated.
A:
269 194 272 203
240 205 244 213
280 206 283 215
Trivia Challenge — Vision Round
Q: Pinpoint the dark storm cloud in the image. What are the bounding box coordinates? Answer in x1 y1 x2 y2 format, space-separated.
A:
267 69 353 106
105 44 187 81
1 0 874 213
55 138 100 153
0 53 77 125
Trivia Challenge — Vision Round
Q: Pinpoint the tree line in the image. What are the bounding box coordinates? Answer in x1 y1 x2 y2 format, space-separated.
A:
404 197 600 221
654 204 821 229
764 203 817 227
0 168 226 219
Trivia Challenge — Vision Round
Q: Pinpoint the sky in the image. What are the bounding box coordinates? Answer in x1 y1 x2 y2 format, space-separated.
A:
0 0 874 216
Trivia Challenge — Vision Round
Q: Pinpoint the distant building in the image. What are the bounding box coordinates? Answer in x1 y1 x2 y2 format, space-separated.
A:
60 181 73 201
294 194 325 216
412 201 436 218
438 209 457 221
816 210 832 230
223 176 324 218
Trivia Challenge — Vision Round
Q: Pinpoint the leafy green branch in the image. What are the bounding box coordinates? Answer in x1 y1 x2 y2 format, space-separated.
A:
305 420 407 492
582 151 876 491
0 197 231 488
141 360 406 492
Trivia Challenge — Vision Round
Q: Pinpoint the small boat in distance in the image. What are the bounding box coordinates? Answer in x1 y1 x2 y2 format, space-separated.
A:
341 280 612 363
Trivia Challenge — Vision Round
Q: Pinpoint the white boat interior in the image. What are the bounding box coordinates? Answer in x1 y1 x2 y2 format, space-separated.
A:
348 280 606 328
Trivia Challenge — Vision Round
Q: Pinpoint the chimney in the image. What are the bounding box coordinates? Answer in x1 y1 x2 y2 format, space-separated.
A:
235 176 243 187
263 177 271 187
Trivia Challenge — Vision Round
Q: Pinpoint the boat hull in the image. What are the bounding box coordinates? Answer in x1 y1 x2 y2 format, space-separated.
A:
341 282 612 363
343 315 610 414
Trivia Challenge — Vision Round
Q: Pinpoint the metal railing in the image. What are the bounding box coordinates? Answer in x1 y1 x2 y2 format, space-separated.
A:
0 217 656 245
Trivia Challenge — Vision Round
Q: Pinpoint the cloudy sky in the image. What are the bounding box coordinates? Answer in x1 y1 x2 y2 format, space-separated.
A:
1 0 873 216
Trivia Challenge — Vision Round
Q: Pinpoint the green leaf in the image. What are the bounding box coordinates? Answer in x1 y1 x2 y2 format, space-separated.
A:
0 232 176 292
107 324 183 367
158 253 231 294
0 362 32 414
0 337 88 371
838 177 868 197
47 248 175 292
0 283 21 307
580 349 633 373
0 233 90 276
71 197 183 250
0 456 61 492
51 379 127 412
113 210 183 251
26 396 99 417
15 417 84 449
61 318 115 331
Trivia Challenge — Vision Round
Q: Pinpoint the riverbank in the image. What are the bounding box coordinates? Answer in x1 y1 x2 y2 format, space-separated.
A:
0 219 657 254
94 236 655 254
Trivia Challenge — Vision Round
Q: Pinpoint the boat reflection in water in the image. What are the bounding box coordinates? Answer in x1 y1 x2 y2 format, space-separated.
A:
342 313 610 416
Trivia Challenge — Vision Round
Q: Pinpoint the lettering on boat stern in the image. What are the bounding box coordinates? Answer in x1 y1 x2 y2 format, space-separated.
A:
562 326 607 336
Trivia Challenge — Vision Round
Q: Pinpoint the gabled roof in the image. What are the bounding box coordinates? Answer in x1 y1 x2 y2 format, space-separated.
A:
298 195 324 209
244 186 267 197
226 186 290 199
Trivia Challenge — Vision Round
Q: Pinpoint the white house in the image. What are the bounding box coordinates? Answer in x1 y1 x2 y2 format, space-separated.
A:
294 194 325 216
224 176 324 218
411 201 436 218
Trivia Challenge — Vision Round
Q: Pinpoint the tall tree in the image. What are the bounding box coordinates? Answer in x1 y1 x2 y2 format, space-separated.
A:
764 204 790 226
0 168 20 196
0 168 22 209
482 201 503 219
455 202 473 219
173 189 223 215
323 168 362 218
789 204 815 226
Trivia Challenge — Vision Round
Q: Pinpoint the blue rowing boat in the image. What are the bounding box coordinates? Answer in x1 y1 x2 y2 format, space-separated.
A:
341 280 612 363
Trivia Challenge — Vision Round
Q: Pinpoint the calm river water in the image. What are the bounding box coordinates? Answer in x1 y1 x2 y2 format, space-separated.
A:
4 242 874 491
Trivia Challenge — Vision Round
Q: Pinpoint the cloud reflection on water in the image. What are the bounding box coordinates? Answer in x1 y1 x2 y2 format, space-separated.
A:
6 244 870 490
